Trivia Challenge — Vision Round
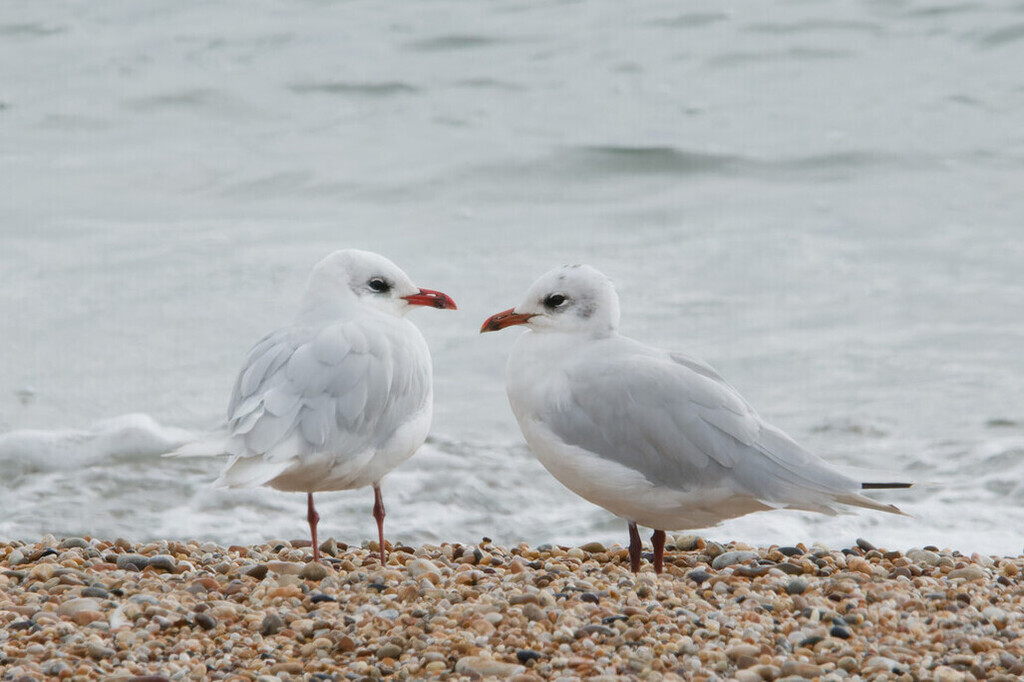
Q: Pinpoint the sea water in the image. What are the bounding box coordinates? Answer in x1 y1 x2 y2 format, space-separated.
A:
2 0 1024 554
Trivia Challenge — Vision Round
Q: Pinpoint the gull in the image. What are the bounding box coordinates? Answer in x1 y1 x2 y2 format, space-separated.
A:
481 264 909 574
191 250 456 563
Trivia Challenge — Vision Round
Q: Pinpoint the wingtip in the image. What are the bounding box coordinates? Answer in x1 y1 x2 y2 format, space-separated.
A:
861 482 914 490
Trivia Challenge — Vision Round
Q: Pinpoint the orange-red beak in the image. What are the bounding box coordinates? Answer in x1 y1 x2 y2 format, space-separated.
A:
403 288 457 310
480 308 535 333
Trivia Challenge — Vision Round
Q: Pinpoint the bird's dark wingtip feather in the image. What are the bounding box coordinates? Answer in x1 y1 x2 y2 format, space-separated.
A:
861 482 913 490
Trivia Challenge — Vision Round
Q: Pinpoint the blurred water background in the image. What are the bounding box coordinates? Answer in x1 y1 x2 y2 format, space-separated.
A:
2 0 1024 554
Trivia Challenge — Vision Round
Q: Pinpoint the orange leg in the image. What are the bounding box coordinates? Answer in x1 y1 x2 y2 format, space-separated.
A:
651 529 666 574
307 493 320 562
373 484 387 565
628 521 642 573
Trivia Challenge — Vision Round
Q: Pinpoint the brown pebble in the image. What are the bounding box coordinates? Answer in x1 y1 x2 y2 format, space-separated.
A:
300 562 329 581
243 564 269 579
268 662 303 674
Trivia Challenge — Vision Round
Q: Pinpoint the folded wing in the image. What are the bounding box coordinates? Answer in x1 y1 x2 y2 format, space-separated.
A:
543 350 896 514
217 320 429 487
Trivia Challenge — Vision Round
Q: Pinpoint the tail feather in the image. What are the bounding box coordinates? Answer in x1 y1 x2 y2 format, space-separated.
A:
862 482 913 490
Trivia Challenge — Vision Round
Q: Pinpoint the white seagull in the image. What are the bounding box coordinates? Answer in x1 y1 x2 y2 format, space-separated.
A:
206 250 455 563
481 264 909 574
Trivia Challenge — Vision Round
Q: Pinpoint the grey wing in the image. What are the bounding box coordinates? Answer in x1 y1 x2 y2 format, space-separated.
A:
544 352 860 504
219 321 429 485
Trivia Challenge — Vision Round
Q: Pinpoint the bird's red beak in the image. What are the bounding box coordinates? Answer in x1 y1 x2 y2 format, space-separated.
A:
403 288 457 310
480 308 535 333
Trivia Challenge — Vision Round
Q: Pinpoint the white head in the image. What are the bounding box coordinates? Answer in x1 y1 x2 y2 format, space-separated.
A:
481 264 620 337
300 249 457 319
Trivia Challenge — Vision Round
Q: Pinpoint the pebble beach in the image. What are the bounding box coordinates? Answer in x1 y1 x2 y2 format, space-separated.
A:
2 535 1023 681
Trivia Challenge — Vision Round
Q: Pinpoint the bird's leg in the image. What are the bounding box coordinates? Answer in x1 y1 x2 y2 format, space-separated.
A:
372 484 387 565
628 521 642 573
307 493 321 563
651 530 666 575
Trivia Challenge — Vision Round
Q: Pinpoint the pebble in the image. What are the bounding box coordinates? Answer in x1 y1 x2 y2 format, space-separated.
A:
377 643 403 659
299 562 328 580
59 597 102 616
194 612 217 630
407 557 442 579
455 656 526 678
712 550 759 569
147 554 177 571
948 566 987 581
260 613 284 635
244 563 269 579
687 569 711 584
786 579 809 595
116 553 149 570
1 537 1023 679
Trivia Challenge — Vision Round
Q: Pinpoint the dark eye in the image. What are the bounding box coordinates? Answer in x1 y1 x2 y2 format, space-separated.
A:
544 293 567 308
368 278 390 293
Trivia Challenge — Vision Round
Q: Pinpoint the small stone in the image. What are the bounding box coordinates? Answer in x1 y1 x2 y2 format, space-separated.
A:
983 606 1009 628
300 562 329 581
674 535 702 551
578 541 606 553
244 564 269 579
60 537 90 549
933 666 966 682
786 579 809 595
726 643 761 660
734 564 773 578
261 613 285 636
87 642 116 659
81 586 110 598
267 561 304 575
319 537 338 557
116 554 148 570
268 662 303 674
6 549 26 566
829 625 851 639
195 613 217 630
71 610 106 626
906 548 941 566
575 624 616 638
948 566 987 581
336 635 358 652
517 649 543 664
29 563 56 580
522 603 546 622
310 593 337 603
377 643 403 659
712 550 759 569
855 538 876 551
59 597 102 617
455 656 526 678
782 661 824 677
687 570 711 585
778 546 804 556
147 554 177 571
408 558 442 579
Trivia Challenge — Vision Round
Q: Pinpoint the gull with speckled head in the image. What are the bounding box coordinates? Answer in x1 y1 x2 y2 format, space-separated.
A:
191 250 456 563
481 264 909 574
